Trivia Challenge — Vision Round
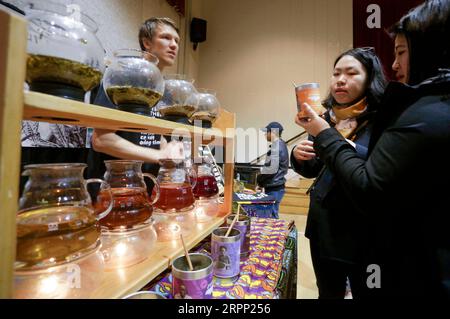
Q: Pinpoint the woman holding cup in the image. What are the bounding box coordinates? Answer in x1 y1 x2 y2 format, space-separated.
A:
291 48 387 299
295 0 450 298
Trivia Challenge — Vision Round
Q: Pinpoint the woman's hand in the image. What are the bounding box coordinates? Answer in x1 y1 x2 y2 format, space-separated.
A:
295 103 330 137
293 140 316 161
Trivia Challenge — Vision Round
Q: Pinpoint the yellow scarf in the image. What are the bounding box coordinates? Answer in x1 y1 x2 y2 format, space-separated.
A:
331 97 368 138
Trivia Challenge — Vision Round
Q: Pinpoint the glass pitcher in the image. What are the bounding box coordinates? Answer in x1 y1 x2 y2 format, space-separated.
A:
16 163 112 271
153 159 197 213
17 0 105 100
192 158 219 199
192 157 220 222
103 49 164 111
94 160 160 230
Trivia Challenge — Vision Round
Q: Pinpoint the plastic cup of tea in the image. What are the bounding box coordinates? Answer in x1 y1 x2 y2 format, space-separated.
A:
295 82 326 118
172 253 214 299
211 227 241 279
226 214 251 257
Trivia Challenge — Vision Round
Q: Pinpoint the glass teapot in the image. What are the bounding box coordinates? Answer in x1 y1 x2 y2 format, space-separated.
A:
16 163 112 271
153 159 197 213
94 160 160 230
189 89 220 128
158 74 199 124
17 0 105 100
103 49 165 112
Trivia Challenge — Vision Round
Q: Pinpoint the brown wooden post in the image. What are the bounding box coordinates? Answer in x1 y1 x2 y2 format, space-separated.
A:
0 7 27 298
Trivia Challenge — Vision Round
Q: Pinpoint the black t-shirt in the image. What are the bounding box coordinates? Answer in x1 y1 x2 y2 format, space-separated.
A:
86 84 163 179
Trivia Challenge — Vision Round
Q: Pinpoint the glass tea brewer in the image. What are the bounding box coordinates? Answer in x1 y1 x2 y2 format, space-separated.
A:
19 0 105 101
94 160 160 269
14 163 112 298
152 159 197 241
103 49 164 114
95 160 160 230
158 74 199 125
192 157 220 222
102 49 165 147
189 89 220 128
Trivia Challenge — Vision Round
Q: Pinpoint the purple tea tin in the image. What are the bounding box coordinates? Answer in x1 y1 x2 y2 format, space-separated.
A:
211 227 241 279
226 214 251 257
172 253 213 299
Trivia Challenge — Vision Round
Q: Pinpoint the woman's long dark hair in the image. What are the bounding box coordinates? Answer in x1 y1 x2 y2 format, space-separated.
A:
389 0 450 85
322 47 387 112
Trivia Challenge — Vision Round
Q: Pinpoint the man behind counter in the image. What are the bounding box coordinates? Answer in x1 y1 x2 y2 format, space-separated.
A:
88 17 184 179
256 122 289 219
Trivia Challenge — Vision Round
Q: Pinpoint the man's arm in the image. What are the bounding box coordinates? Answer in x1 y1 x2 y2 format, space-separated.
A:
92 129 183 162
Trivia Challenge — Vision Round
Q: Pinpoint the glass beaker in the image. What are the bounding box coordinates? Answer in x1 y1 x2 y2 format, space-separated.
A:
95 160 160 230
16 163 112 271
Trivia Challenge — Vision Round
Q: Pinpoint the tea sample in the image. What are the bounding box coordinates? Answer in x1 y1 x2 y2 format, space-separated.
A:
190 111 216 122
153 183 195 212
159 105 197 117
193 175 219 198
26 54 103 92
16 206 100 270
106 86 163 108
95 187 153 229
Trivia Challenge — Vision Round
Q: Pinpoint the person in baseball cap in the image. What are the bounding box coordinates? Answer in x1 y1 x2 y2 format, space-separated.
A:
257 121 289 219
261 122 284 135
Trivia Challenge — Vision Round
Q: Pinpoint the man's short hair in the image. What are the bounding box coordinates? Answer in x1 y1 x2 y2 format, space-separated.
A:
139 17 179 51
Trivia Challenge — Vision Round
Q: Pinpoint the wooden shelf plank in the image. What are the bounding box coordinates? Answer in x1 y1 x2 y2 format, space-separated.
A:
23 91 235 143
92 215 227 299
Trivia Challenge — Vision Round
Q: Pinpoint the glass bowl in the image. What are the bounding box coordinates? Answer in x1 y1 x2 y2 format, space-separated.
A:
153 210 196 241
103 49 164 110
14 244 104 299
100 218 158 270
19 0 105 100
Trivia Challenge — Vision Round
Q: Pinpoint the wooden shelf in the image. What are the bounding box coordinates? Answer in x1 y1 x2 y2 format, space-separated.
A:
0 8 236 299
92 216 227 299
23 91 235 144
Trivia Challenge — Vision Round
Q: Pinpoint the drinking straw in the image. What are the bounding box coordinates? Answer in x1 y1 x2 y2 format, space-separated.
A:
180 234 193 271
292 82 297 88
225 204 240 237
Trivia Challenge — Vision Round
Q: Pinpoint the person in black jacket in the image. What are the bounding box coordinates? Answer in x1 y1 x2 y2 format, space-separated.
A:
257 122 289 219
296 0 450 298
291 48 387 299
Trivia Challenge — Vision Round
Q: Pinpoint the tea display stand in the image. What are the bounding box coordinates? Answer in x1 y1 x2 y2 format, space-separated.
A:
0 9 236 299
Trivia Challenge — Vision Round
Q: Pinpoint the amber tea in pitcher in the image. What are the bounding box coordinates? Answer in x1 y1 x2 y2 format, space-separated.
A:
96 187 153 229
16 163 111 270
97 160 160 230
153 183 195 212
16 206 101 269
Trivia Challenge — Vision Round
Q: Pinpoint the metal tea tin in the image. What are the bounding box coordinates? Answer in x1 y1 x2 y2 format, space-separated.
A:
211 227 241 279
226 214 251 257
295 82 326 116
172 253 213 299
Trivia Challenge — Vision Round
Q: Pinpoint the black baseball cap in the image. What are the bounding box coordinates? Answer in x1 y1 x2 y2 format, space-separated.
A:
261 121 284 133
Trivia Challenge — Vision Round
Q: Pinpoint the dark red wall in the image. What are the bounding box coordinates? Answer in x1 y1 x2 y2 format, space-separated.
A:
353 0 423 80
